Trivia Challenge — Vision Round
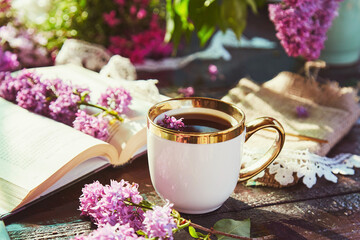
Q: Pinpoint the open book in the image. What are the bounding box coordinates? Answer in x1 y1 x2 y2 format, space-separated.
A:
0 64 165 218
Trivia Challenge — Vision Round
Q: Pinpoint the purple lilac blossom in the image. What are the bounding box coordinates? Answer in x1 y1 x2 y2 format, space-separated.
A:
16 82 50 115
296 106 309 118
48 82 90 126
157 114 185 130
269 0 343 60
0 69 37 102
143 201 176 240
72 223 144 240
103 10 120 27
107 12 172 64
49 90 81 125
0 0 11 13
0 47 19 71
208 64 218 75
98 87 132 114
0 24 52 68
79 180 145 230
0 72 26 102
79 180 106 217
178 87 194 97
73 110 110 141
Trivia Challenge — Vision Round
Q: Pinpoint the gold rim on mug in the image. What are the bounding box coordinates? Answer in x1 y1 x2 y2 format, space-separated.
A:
147 97 246 144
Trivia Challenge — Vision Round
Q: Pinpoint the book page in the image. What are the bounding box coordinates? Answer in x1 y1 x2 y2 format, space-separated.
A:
34 64 167 164
0 98 118 213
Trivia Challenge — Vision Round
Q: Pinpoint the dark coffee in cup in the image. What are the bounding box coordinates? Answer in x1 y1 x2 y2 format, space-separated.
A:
170 113 232 133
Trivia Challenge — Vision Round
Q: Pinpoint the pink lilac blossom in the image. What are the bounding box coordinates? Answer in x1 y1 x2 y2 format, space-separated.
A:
79 180 145 230
157 114 185 130
0 47 19 71
208 64 218 75
47 80 91 126
296 106 309 118
16 82 51 115
0 24 52 68
0 70 31 102
72 223 144 240
178 86 194 97
0 0 11 13
107 13 172 64
0 69 128 141
269 0 343 60
103 10 120 27
48 87 81 125
115 0 125 6
143 201 176 240
98 87 132 114
136 9 147 20
73 110 110 141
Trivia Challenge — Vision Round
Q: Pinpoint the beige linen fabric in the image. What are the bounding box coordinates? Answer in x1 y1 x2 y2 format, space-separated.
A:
222 72 360 186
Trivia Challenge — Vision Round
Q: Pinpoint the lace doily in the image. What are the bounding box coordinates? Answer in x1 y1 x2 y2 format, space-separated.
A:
243 148 360 188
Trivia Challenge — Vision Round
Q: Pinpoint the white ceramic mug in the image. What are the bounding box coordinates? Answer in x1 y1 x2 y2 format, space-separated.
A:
147 97 285 214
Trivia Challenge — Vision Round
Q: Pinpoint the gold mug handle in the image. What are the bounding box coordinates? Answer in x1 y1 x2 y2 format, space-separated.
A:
239 117 285 182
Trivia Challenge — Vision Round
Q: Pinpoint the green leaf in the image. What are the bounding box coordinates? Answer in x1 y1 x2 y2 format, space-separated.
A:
246 0 258 14
198 24 215 46
173 0 190 30
213 218 251 239
136 230 146 236
188 0 219 46
188 226 199 238
220 0 247 40
165 0 175 43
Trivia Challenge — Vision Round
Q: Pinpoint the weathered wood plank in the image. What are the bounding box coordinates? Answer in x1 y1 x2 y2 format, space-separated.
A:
4 122 360 239
183 193 360 239
8 192 360 239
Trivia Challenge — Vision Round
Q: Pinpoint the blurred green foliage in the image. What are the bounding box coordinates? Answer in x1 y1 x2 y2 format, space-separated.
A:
165 0 267 54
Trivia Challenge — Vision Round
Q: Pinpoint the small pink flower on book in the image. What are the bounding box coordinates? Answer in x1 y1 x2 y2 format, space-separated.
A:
178 86 194 97
296 106 309 118
208 64 218 75
157 114 185 130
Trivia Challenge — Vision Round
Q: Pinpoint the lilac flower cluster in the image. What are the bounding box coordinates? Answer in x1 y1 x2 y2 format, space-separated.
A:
296 106 309 118
0 69 132 141
98 87 132 114
73 111 110 141
104 1 172 64
0 0 11 13
0 70 52 115
0 46 19 71
178 87 194 97
0 24 53 69
79 180 144 229
75 180 176 240
143 201 176 239
157 114 185 130
73 223 142 240
269 0 343 60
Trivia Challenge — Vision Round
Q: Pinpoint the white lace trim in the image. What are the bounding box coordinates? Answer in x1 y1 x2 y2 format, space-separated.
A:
243 148 360 188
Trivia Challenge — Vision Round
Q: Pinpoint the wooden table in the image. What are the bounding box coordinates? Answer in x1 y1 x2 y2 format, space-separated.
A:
3 121 360 239
4 7 360 240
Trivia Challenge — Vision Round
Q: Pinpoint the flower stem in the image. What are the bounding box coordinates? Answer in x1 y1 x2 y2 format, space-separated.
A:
79 101 124 122
123 200 154 211
188 221 275 240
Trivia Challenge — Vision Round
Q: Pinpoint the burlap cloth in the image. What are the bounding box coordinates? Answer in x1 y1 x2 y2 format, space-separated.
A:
222 71 360 187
